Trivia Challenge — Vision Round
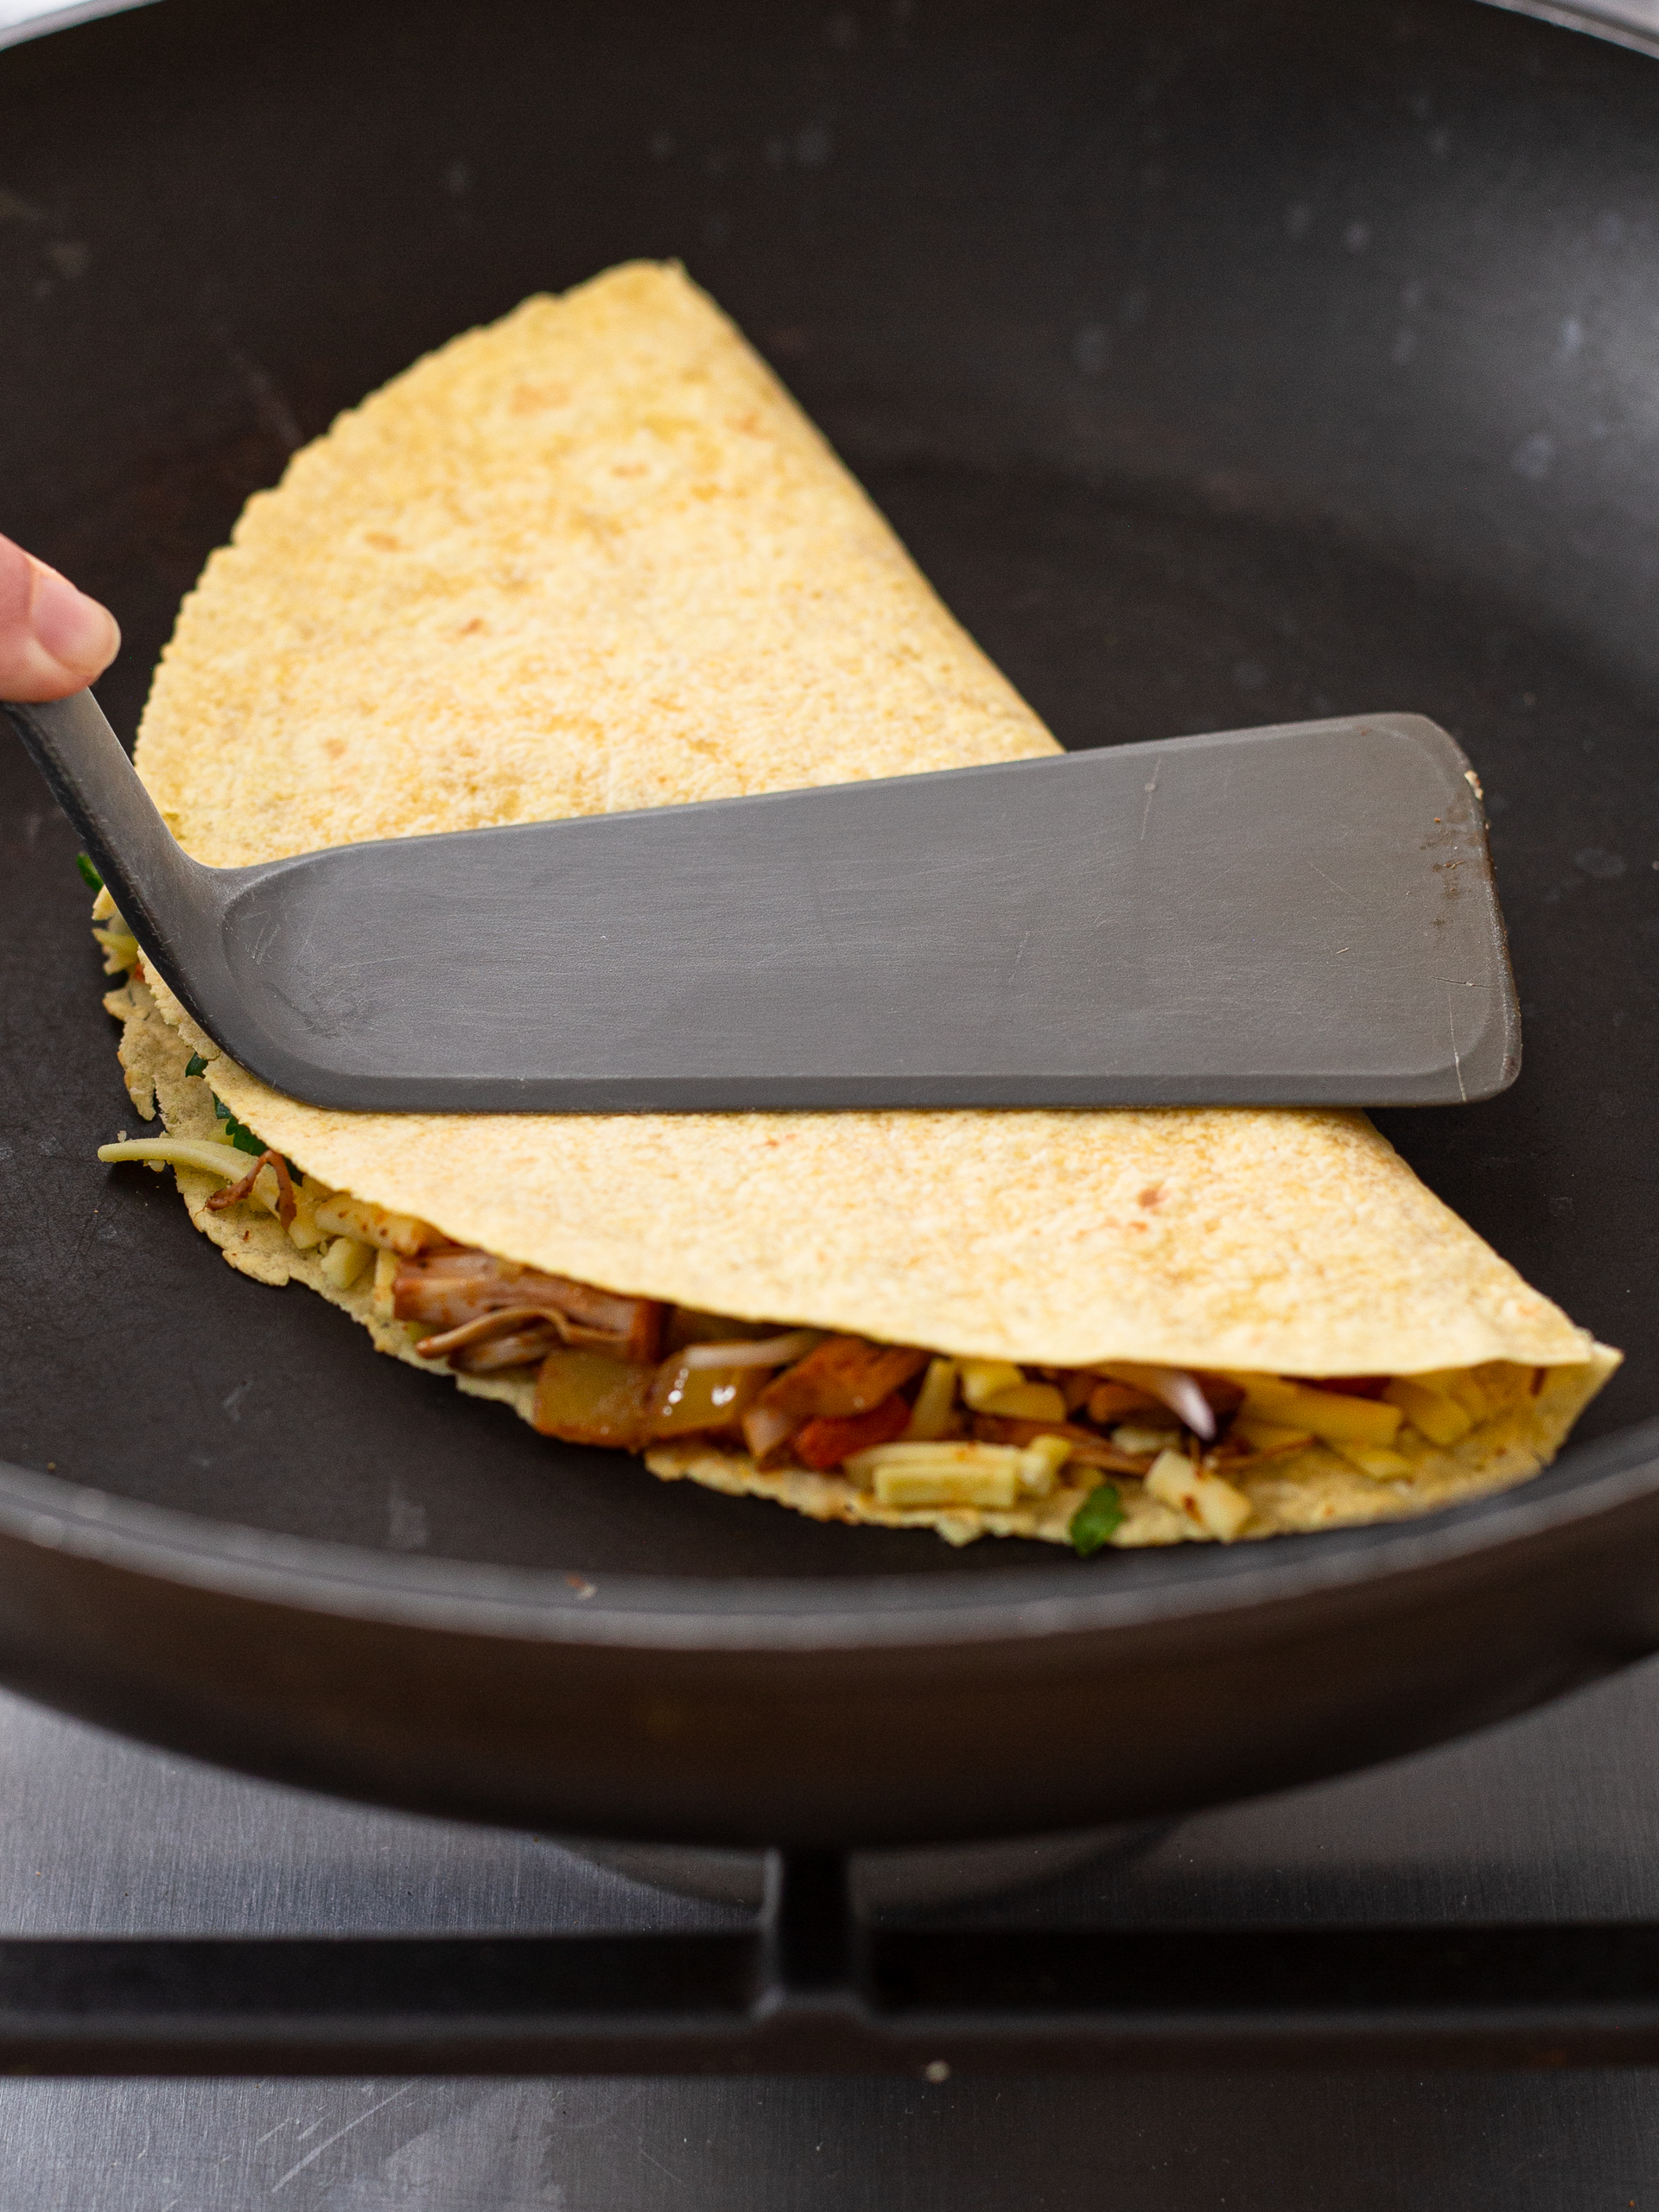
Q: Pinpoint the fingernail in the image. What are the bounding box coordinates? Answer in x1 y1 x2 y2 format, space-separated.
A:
31 564 120 676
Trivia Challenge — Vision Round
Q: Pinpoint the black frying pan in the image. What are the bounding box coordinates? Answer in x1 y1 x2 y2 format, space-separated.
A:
3 0 1658 1848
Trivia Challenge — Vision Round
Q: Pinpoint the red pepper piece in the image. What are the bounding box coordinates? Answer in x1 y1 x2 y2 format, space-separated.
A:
792 1392 912 1471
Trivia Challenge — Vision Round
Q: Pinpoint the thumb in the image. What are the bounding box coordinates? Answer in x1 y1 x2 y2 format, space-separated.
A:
0 531 120 702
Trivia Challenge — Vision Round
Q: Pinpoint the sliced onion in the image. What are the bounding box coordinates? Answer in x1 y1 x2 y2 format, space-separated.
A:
677 1329 821 1372
414 1305 558 1360
741 1402 801 1465
1093 1361 1217 1441
454 1325 563 1374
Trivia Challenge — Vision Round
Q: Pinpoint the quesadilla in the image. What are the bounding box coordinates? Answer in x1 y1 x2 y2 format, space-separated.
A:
91 261 1619 1549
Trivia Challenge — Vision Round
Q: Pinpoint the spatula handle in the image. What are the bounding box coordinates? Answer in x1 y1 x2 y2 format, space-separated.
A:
1 689 211 975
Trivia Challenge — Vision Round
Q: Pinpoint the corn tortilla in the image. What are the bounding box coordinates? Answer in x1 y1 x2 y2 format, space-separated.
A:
110 259 1618 1546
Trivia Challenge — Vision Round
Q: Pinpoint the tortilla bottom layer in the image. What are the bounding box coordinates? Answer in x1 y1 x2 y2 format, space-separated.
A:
105 976 1618 1549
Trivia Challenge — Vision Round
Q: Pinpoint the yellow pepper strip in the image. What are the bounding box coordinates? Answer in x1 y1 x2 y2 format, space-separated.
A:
284 1183 327 1251
1383 1377 1474 1447
982 1381 1067 1422
958 1358 1025 1411
99 1136 260 1183
321 1236 374 1291
1224 1375 1403 1450
904 1357 959 1441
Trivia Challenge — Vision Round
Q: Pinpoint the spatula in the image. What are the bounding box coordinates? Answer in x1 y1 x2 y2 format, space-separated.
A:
3 688 1516 1113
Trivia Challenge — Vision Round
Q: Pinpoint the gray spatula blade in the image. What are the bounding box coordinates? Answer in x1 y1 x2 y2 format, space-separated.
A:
4 691 1516 1113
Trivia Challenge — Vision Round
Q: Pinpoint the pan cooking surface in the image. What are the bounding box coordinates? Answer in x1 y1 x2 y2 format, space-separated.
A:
1 0 1656 1583
1 454 1652 1580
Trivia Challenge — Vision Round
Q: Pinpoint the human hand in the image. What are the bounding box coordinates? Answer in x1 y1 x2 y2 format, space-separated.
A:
0 530 120 701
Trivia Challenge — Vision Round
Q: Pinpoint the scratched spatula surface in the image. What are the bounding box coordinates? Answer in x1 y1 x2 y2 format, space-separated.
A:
3 691 1516 1112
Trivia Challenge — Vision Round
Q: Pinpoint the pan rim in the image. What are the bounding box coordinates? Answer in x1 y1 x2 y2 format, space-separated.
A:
3 1423 1656 1651
1479 1 1659 64
3 0 1655 1669
5 0 1658 62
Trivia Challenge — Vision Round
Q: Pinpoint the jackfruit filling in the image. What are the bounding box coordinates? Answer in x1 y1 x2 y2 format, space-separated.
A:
99 1116 1549 1553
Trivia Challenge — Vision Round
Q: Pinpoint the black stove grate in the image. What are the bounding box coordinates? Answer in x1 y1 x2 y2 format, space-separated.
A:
4 1853 1659 2075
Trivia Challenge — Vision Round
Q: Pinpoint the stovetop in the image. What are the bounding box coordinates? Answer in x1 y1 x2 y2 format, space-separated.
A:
0 1660 1654 2210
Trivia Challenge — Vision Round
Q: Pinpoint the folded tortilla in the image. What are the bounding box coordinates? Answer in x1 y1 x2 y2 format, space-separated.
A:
104 260 1618 1547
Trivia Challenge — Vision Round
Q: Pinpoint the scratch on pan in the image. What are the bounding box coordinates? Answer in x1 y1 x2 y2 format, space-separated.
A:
638 2145 690 2183
1140 760 1160 841
1307 861 1366 911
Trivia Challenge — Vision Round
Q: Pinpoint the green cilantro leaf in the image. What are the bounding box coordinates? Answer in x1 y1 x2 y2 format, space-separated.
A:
1070 1482 1126 1557
212 1095 265 1156
208 1094 298 1179
184 1053 208 1079
75 852 103 892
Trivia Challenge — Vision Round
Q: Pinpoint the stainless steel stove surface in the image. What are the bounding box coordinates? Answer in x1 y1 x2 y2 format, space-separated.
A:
0 1663 1654 2209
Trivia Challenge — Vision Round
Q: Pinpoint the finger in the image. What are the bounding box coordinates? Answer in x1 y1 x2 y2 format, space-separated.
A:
0 531 120 702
